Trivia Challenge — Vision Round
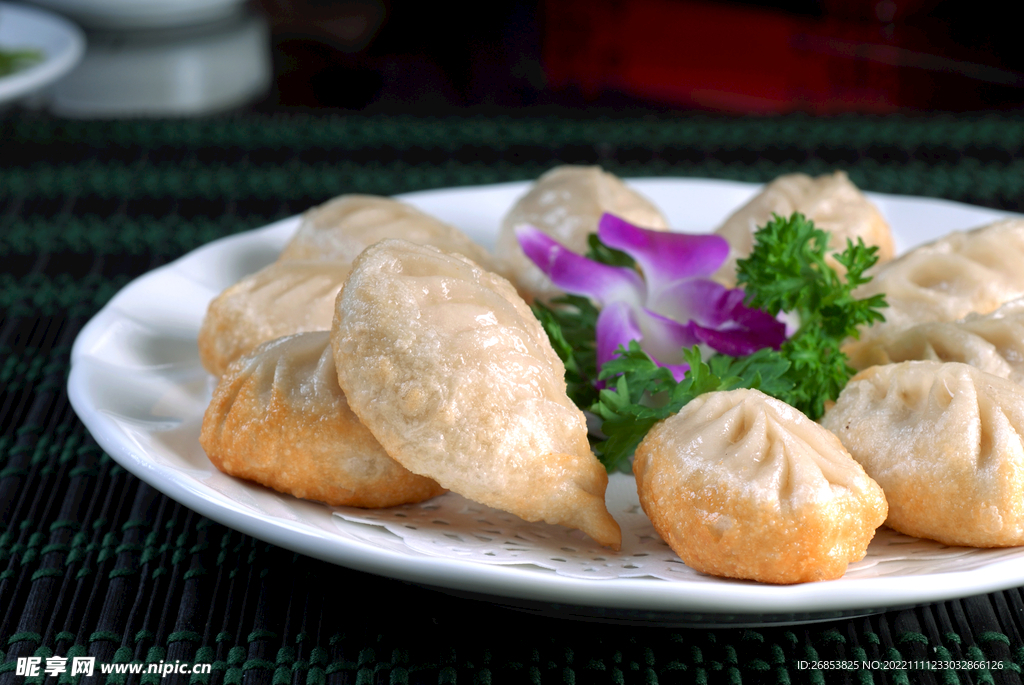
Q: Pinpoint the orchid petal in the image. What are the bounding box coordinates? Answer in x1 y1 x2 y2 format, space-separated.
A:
595 301 643 371
688 322 771 357
634 310 695 381
650 279 787 354
597 304 692 382
635 307 701 365
649 278 741 327
598 214 729 297
726 301 789 347
516 224 644 304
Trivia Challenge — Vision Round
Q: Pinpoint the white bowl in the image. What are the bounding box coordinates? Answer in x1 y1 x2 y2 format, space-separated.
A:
0 1 84 105
22 0 248 30
48 10 270 116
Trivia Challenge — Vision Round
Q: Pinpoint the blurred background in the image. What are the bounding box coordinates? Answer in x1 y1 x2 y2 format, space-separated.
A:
8 0 1024 116
253 0 1024 114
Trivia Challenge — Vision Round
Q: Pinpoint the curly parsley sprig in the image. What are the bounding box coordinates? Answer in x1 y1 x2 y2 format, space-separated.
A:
532 294 600 409
734 212 888 419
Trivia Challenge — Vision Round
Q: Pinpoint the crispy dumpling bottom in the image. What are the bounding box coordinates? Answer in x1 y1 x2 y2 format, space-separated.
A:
201 331 445 508
634 389 887 584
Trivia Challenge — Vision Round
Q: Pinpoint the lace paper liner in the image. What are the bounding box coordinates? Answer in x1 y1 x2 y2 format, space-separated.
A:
333 474 1024 582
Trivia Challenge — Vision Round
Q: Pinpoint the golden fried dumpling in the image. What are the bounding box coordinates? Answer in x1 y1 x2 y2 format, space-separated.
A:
713 171 894 286
852 219 1024 346
822 361 1024 547
494 165 669 302
844 297 1024 380
279 194 497 271
198 259 350 377
200 195 498 377
200 331 445 508
331 239 622 549
634 389 887 584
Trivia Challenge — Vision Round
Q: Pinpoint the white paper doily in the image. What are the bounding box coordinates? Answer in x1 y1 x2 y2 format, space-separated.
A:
334 473 1024 582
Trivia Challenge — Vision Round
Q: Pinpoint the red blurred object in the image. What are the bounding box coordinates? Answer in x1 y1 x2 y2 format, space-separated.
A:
542 0 1024 113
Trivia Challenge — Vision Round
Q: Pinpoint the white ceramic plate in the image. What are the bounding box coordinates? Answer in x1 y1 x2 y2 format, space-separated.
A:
0 2 84 105
68 178 1024 626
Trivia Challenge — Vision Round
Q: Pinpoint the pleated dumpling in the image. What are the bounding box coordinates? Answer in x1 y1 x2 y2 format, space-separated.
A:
199 195 497 376
198 259 350 377
200 331 445 508
494 165 669 302
633 389 887 584
278 194 497 272
844 297 1024 381
822 361 1024 547
852 219 1024 345
331 239 622 549
712 171 895 286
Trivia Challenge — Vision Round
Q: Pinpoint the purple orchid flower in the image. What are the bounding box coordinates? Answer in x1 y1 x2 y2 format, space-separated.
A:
517 213 786 380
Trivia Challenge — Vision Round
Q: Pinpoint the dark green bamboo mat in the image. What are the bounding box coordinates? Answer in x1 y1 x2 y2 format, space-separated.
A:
3 112 1024 685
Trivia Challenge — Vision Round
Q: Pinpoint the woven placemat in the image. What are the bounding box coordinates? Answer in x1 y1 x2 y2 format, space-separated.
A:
2 113 1024 684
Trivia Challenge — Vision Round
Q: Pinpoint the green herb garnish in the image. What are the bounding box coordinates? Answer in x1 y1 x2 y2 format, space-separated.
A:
589 213 887 470
0 48 43 77
734 212 888 419
584 233 635 269
532 293 601 409
535 212 888 472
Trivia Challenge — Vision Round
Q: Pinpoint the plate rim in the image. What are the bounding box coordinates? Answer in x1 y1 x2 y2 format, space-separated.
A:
67 176 1024 624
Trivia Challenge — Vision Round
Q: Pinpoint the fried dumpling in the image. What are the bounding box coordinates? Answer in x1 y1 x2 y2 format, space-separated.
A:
822 361 1024 547
494 165 669 302
633 388 887 584
712 171 895 287
331 239 622 549
844 297 1024 381
852 219 1024 345
279 194 497 272
198 259 350 377
200 331 445 508
200 195 498 377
